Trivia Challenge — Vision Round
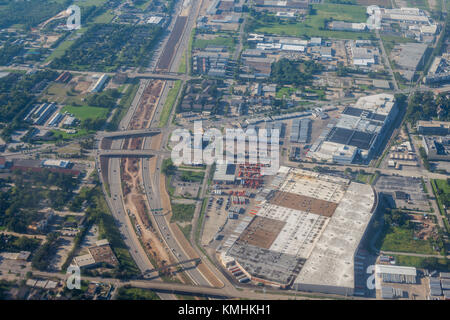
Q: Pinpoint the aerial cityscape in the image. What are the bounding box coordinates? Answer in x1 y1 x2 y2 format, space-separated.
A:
0 0 449 305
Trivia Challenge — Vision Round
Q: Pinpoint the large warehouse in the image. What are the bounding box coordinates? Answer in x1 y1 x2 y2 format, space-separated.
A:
221 167 377 294
307 94 397 163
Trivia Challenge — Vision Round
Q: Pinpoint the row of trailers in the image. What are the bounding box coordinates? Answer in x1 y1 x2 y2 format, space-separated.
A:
228 265 250 284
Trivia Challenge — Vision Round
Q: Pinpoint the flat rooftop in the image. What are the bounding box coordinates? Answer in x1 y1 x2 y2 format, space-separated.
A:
293 182 376 294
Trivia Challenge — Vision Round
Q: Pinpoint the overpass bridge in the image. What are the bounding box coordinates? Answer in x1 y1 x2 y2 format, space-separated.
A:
101 128 162 139
144 258 201 275
98 149 170 158
128 72 197 81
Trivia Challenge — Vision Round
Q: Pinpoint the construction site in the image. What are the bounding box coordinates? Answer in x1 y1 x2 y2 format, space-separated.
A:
117 79 187 281
216 167 378 294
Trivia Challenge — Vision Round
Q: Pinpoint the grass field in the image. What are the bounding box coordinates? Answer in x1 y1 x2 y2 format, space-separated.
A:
171 203 196 223
250 3 373 39
379 226 436 255
62 105 109 121
194 35 235 52
180 170 205 183
116 287 160 300
393 255 450 270
404 0 429 10
50 128 89 140
431 179 450 232
159 80 181 127
276 87 295 99
93 10 115 23
178 223 192 240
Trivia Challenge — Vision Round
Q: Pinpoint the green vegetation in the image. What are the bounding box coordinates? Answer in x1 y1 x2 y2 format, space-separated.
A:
0 43 24 66
62 105 109 121
404 0 429 10
159 80 181 127
0 70 59 140
170 203 196 223
381 35 415 56
162 158 176 176
194 35 235 52
0 234 41 253
180 170 205 183
270 58 323 86
377 208 441 255
406 91 450 124
107 80 139 131
64 176 140 278
393 255 450 270
0 281 14 299
32 232 60 271
247 4 372 39
51 24 162 71
178 223 192 240
0 0 71 29
431 179 450 232
0 169 79 232
276 87 295 99
419 146 432 171
116 286 161 300
45 31 84 63
356 172 375 184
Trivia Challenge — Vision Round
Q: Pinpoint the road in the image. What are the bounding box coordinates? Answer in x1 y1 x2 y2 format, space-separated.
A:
376 29 399 91
98 149 170 158
97 0 215 294
19 270 367 300
138 0 215 287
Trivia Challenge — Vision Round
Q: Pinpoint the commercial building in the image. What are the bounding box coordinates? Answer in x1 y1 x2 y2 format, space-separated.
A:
424 55 450 84
380 7 430 24
73 240 118 268
307 94 397 163
417 120 450 135
375 265 417 284
351 43 376 67
213 163 237 183
422 135 450 161
91 74 109 93
41 159 71 169
222 167 377 294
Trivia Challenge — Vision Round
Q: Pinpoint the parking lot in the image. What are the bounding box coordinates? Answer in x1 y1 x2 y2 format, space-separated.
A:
375 176 431 212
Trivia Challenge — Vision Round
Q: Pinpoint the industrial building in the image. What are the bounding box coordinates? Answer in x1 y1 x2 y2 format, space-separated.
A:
424 55 450 84
375 265 417 284
221 167 377 294
422 135 450 161
290 118 311 143
24 103 58 126
91 74 109 93
307 94 397 163
417 120 450 135
379 7 430 24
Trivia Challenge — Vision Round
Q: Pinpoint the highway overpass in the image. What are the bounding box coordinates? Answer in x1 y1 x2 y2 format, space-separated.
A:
98 149 170 157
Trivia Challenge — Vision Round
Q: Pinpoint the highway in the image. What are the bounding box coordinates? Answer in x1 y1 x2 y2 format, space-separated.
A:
98 149 170 158
96 0 214 296
100 128 161 139
23 270 364 300
138 0 214 287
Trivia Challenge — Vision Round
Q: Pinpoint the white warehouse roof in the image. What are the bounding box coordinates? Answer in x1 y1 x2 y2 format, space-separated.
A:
375 264 417 276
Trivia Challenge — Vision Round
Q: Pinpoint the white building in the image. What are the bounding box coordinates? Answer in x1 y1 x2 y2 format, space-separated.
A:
375 265 417 284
